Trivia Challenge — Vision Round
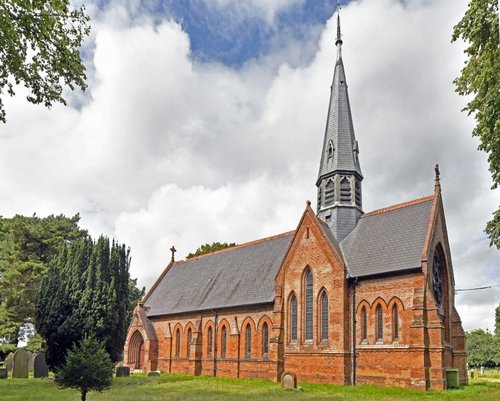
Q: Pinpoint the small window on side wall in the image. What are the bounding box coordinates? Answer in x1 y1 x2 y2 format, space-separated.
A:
376 305 383 342
290 294 297 342
393 305 399 341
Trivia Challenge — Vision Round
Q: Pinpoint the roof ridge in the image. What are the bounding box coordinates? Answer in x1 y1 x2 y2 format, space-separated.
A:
364 195 434 217
177 230 296 263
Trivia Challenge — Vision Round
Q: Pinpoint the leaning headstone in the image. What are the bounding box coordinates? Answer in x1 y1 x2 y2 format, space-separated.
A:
480 366 485 376
4 353 14 372
281 372 297 389
147 371 160 377
0 368 7 379
12 349 29 378
33 353 48 378
116 366 130 377
27 351 34 372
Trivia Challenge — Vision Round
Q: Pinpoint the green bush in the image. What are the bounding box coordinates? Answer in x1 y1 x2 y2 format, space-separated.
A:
55 336 114 401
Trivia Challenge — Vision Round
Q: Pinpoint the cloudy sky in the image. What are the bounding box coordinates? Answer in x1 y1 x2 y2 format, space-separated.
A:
1 0 498 331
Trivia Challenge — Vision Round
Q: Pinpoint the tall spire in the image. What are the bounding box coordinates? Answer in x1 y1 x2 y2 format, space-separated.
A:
316 11 363 242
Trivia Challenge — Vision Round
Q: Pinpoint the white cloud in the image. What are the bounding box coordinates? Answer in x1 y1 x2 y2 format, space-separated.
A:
1 0 498 332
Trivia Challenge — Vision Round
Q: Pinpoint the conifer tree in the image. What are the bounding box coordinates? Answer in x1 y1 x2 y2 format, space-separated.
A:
35 236 131 369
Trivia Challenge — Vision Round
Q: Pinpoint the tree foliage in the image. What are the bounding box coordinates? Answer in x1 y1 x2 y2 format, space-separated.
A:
466 329 500 367
0 214 87 345
186 242 237 259
0 0 90 123
452 0 500 248
36 236 132 369
495 303 500 337
55 335 114 401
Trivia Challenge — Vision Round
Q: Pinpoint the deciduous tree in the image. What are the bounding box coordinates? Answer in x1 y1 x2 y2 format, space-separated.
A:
186 242 237 259
0 0 90 122
452 0 500 248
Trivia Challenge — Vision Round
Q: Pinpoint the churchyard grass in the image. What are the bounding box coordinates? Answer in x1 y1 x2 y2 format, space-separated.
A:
0 374 498 401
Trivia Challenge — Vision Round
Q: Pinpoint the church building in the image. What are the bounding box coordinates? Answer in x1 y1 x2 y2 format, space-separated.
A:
123 15 467 390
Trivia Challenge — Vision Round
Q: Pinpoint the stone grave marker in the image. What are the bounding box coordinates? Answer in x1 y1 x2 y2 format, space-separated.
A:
34 353 49 378
4 353 14 372
281 372 297 389
27 351 34 372
12 349 29 378
0 368 7 379
116 366 130 377
147 371 160 377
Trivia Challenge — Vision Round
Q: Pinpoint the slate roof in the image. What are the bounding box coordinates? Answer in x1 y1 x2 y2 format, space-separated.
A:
144 232 294 317
317 55 362 184
340 196 433 278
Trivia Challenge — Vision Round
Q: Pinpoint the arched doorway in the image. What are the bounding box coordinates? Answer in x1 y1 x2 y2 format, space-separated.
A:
128 330 145 369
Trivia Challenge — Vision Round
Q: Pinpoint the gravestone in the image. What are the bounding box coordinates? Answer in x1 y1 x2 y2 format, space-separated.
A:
12 349 29 378
34 353 49 378
281 372 297 389
27 351 34 372
0 368 7 379
4 353 14 372
116 366 130 377
147 371 160 377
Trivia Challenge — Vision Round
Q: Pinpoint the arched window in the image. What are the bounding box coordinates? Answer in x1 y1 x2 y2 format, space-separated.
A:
221 326 227 358
324 179 335 205
393 305 399 340
376 305 383 342
208 326 213 355
176 328 181 357
305 270 313 341
340 177 351 202
320 291 329 341
432 251 443 307
187 328 192 357
361 306 367 341
245 324 252 359
290 294 297 342
262 323 269 355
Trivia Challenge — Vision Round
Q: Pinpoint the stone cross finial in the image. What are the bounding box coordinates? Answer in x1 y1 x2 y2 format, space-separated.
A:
434 164 441 192
170 246 177 262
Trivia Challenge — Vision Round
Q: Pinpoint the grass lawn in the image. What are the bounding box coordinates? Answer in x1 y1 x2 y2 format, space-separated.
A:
0 374 498 401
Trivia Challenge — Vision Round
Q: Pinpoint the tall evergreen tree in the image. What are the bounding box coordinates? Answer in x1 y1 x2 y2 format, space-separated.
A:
36 236 132 368
495 303 500 337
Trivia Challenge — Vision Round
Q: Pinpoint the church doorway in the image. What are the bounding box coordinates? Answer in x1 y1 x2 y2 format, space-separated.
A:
128 330 145 370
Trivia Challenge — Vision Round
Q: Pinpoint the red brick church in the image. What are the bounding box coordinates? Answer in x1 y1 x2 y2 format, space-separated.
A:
123 15 467 390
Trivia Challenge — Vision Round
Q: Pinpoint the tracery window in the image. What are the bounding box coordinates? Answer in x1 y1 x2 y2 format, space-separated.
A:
305 270 313 341
208 326 213 355
392 305 399 341
376 304 383 342
432 251 443 307
262 322 269 355
221 326 227 358
245 324 252 359
320 291 329 341
290 294 297 342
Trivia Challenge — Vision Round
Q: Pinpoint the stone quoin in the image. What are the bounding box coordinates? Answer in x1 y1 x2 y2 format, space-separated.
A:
123 13 467 390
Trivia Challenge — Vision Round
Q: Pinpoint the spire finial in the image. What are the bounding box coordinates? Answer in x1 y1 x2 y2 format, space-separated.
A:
335 2 343 46
434 164 441 192
170 245 177 262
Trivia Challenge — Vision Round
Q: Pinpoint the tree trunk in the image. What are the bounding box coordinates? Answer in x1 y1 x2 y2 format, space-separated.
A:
81 389 87 401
